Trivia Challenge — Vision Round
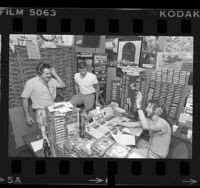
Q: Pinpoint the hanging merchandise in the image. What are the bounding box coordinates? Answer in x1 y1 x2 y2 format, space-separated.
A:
61 35 74 46
93 54 107 87
156 52 183 70
26 42 41 59
41 42 57 48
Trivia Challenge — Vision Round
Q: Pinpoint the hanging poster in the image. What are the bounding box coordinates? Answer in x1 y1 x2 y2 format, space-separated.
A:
26 42 41 59
117 40 142 67
156 52 184 70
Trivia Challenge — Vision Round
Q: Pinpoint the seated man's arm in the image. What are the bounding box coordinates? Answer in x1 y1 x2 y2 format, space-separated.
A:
137 109 162 132
116 121 142 128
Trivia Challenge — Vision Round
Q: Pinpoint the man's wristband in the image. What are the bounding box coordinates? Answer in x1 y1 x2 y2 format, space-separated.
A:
137 107 142 110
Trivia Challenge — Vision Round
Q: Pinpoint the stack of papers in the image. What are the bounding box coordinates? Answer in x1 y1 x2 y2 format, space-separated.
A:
122 127 143 137
48 102 73 113
30 139 44 152
111 131 135 146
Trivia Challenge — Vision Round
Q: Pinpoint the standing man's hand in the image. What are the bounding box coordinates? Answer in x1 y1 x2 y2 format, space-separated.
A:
50 67 57 77
26 115 35 127
136 91 142 108
95 101 102 108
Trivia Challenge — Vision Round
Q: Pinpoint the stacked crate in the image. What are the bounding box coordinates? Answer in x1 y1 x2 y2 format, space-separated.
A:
45 107 79 157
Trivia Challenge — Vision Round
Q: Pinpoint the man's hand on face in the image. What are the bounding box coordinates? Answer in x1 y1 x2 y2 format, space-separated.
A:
50 67 57 77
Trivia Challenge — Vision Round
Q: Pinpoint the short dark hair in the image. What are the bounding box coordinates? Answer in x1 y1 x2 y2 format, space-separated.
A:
37 62 51 75
78 61 88 70
147 99 160 111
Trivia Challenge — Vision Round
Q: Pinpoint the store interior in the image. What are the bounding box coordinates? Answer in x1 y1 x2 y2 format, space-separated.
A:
8 35 193 158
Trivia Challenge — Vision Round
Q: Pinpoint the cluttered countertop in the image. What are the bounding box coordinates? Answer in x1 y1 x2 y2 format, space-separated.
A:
39 101 144 158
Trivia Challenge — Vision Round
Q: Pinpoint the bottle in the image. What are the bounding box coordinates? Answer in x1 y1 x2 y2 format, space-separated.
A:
96 106 100 114
43 139 51 157
80 110 87 138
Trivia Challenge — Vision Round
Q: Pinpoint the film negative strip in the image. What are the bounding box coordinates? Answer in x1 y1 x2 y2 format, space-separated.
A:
0 6 199 187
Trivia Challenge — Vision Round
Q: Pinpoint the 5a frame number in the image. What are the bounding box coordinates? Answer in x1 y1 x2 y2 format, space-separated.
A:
7 177 21 184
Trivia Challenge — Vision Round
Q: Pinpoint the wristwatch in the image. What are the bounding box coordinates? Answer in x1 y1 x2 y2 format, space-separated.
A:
137 107 142 110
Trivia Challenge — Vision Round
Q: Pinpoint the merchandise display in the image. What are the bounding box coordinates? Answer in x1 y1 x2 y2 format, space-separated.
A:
146 69 187 124
110 80 120 103
119 74 147 111
91 136 115 157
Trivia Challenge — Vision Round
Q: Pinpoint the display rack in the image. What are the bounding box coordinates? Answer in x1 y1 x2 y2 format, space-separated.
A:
110 80 120 103
146 69 187 124
93 53 108 104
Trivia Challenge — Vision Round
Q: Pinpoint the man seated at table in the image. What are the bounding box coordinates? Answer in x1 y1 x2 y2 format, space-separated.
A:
21 62 65 141
121 91 171 158
70 61 101 111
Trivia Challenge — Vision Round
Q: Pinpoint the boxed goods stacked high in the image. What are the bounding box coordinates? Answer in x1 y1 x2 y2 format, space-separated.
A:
45 107 79 157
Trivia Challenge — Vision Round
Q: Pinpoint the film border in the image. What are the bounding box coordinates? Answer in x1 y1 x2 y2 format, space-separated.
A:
0 7 199 186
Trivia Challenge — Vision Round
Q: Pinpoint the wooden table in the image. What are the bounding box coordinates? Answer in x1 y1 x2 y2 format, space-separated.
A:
22 129 45 157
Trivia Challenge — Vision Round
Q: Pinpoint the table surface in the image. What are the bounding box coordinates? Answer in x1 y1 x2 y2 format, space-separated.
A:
22 125 143 158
